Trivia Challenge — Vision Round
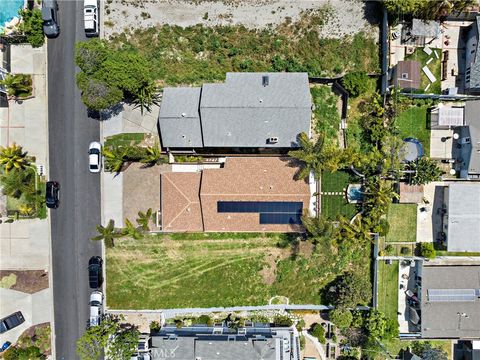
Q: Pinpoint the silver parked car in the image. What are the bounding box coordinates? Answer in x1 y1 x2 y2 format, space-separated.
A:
42 0 60 38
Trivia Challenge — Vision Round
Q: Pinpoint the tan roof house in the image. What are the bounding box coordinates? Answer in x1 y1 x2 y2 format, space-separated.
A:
160 157 311 232
393 61 421 91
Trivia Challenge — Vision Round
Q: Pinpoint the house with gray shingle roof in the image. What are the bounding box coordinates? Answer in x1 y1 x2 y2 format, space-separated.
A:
465 16 480 94
158 72 312 150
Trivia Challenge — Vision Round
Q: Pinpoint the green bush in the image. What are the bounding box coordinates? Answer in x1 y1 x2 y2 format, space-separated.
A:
3 345 44 360
197 315 214 326
18 9 45 48
310 323 326 344
149 321 161 333
329 309 353 329
296 319 305 331
419 242 436 259
385 244 395 255
272 315 293 327
400 246 411 255
299 335 306 350
341 71 372 97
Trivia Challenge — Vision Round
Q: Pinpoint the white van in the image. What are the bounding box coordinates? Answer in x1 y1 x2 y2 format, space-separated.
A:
84 0 99 37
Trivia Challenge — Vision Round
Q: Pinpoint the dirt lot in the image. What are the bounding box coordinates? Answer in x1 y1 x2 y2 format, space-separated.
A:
0 270 48 294
104 0 378 39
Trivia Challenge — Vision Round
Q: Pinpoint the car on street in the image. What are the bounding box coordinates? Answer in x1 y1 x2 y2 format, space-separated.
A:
89 291 103 327
88 141 102 173
0 341 11 352
42 0 60 38
45 181 60 209
84 0 99 37
0 312 25 334
88 256 103 289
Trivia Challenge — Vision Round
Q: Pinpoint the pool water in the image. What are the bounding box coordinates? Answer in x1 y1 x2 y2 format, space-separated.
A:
0 0 24 29
348 187 364 201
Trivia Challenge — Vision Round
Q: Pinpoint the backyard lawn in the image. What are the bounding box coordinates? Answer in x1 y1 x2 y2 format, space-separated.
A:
395 105 430 156
405 47 441 94
386 204 417 243
106 232 370 309
376 260 398 323
321 171 358 219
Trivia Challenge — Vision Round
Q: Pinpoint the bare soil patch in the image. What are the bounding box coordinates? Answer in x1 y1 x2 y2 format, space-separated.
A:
0 270 48 294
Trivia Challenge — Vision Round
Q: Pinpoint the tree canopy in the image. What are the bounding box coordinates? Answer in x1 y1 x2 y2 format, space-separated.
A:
384 0 476 19
325 271 372 309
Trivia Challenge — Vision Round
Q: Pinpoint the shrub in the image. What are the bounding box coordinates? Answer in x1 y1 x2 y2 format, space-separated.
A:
149 321 161 333
310 323 326 344
400 246 411 255
296 319 305 331
324 272 372 308
329 309 353 329
197 315 214 326
341 71 371 97
374 219 390 236
365 310 387 339
0 74 33 98
18 9 45 48
3 346 44 360
272 315 293 327
299 335 305 350
419 242 436 259
384 244 395 255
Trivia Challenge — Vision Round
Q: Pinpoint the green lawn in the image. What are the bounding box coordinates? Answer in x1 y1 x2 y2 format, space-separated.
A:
377 260 398 322
321 171 358 219
386 204 417 243
106 232 370 309
395 105 430 156
405 47 441 94
104 133 145 148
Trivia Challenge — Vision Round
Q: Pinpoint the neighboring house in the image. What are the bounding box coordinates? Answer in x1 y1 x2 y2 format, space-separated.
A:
443 183 480 252
158 72 312 151
454 340 480 360
401 19 440 46
465 16 480 94
160 157 312 232
152 324 300 360
419 263 480 339
393 61 422 91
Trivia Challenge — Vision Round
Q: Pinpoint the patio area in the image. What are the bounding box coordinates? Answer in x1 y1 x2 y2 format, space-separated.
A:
398 260 421 334
416 181 445 244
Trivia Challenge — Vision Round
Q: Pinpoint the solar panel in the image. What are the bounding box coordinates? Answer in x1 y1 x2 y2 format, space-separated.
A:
259 213 302 225
427 289 477 302
217 201 303 214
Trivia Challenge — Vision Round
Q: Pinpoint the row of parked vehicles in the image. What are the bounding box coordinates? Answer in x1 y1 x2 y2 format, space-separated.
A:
41 0 99 38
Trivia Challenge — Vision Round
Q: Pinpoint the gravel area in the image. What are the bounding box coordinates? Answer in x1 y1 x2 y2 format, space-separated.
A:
104 0 378 39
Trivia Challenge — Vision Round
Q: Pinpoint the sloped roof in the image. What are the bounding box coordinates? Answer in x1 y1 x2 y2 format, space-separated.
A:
464 101 480 176
394 61 421 90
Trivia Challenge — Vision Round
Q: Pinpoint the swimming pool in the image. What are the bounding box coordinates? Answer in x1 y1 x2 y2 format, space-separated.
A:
0 0 24 30
346 184 364 203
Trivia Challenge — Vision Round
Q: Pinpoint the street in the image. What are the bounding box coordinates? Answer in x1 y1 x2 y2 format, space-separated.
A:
47 1 101 358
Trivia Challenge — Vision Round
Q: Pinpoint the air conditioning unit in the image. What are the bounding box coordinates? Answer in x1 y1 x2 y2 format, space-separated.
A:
268 137 279 144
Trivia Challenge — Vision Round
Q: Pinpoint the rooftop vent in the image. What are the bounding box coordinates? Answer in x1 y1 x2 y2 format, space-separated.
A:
181 112 186 117
268 137 279 144
262 75 269 86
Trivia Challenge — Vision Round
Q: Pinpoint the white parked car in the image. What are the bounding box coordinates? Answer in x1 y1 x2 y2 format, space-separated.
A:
89 290 103 327
84 0 99 37
88 141 102 173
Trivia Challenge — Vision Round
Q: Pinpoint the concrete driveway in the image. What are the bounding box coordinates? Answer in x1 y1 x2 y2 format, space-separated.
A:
0 288 51 345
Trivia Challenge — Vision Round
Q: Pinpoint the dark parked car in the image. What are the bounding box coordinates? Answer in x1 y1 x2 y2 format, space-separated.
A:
45 181 60 209
88 256 103 289
42 0 60 38
0 312 25 334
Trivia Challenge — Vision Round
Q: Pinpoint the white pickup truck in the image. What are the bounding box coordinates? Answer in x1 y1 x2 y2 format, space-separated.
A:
84 0 99 37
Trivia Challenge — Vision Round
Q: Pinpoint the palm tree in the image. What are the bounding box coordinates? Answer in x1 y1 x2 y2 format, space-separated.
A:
131 81 160 115
102 146 128 173
122 218 142 240
0 143 30 173
91 219 122 248
19 204 34 216
136 208 153 231
140 145 165 167
336 215 372 245
0 170 34 198
0 74 32 98
301 214 335 248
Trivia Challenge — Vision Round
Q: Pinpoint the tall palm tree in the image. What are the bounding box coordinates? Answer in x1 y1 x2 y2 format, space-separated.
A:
336 215 372 245
136 208 153 231
91 219 122 248
122 218 142 240
140 145 165 167
301 214 335 247
131 81 160 115
0 169 34 198
0 143 30 173
288 132 325 181
102 146 128 173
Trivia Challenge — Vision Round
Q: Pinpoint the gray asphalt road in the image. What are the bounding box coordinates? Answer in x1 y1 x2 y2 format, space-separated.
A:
48 1 101 358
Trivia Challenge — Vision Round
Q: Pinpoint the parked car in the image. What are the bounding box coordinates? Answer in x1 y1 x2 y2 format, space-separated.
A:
45 181 60 209
0 341 11 352
84 0 99 37
0 312 25 334
42 0 60 38
88 142 102 173
89 291 103 327
88 256 103 289
130 335 152 360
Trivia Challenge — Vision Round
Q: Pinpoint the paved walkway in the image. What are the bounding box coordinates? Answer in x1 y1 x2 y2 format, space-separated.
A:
302 330 327 360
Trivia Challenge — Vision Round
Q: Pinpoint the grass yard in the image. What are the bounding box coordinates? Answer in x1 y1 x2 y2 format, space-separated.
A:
386 204 417 243
394 105 430 156
104 133 145 147
106 232 370 309
321 171 358 219
311 85 341 142
405 47 441 94
376 260 398 323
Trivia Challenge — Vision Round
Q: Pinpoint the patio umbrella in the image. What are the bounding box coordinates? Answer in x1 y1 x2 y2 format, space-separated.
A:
409 307 420 325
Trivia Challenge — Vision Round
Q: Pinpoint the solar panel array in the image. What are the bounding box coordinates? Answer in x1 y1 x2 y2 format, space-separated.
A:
427 288 477 302
217 201 303 225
